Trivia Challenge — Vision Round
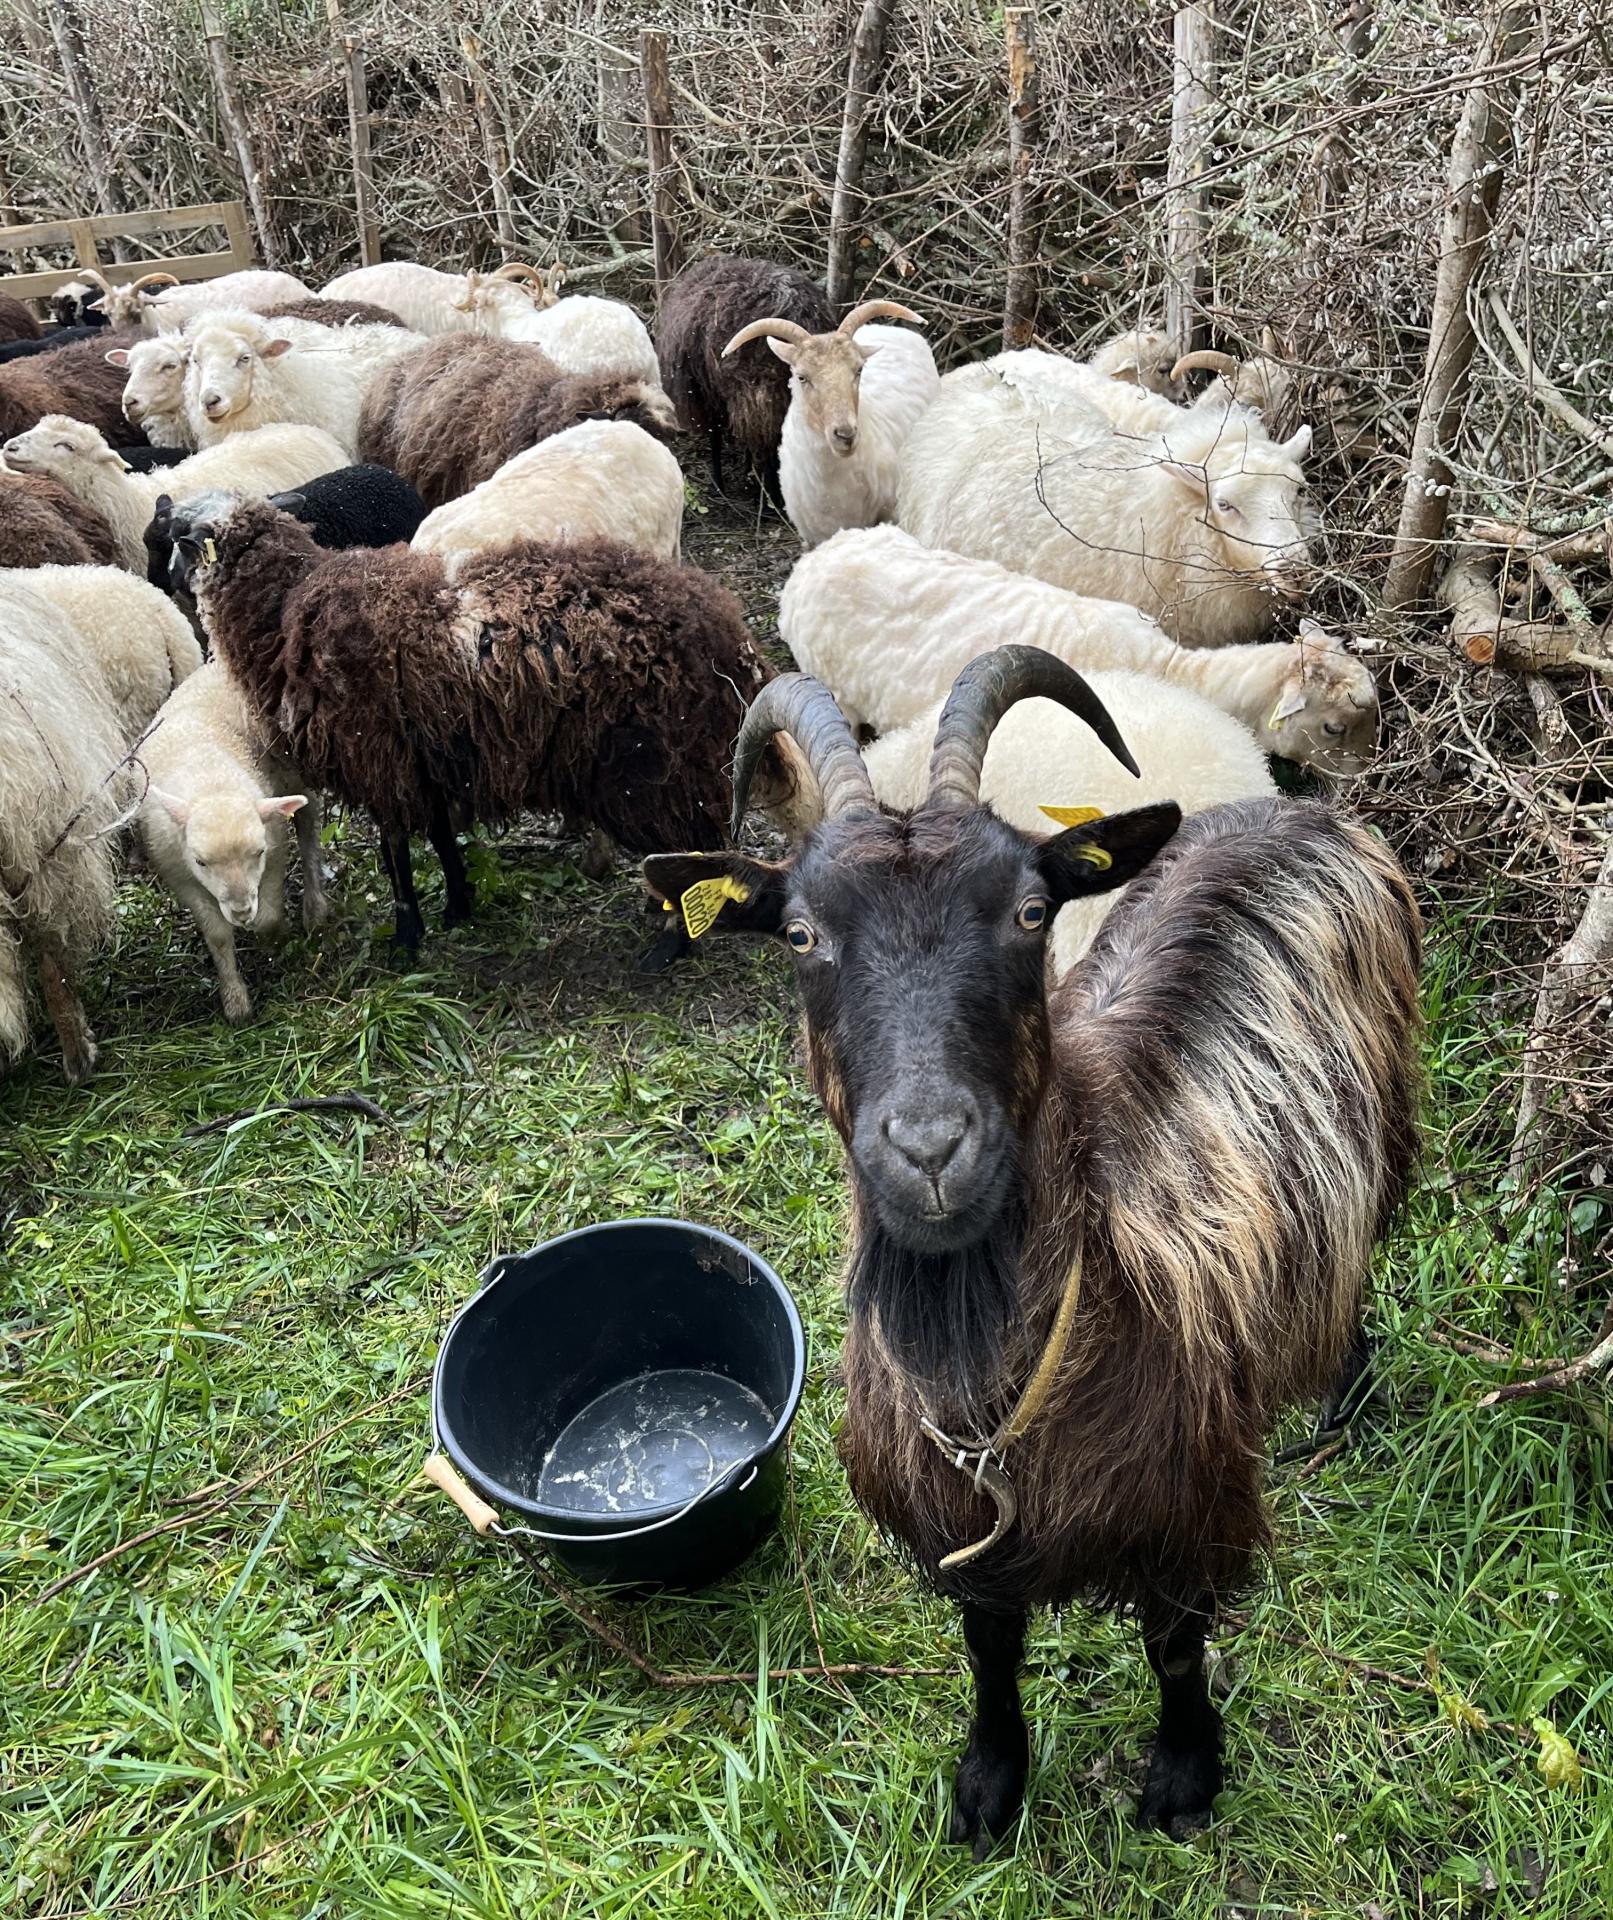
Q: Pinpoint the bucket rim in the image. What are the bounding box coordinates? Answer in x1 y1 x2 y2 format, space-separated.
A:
431 1215 807 1529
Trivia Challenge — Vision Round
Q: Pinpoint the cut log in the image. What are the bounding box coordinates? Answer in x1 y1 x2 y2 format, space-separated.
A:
1002 6 1043 351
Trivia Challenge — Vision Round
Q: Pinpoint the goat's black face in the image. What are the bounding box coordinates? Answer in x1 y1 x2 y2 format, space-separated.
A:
644 799 1180 1256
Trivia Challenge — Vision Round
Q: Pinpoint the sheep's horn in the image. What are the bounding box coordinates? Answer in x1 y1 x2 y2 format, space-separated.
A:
492 262 545 285
730 673 874 836
722 317 810 356
927 645 1139 813
129 271 181 294
838 300 924 334
1169 349 1241 382
77 266 114 292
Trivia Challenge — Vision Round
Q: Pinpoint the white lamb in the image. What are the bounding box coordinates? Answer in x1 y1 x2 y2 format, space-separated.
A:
140 661 326 1024
860 672 1278 971
182 311 426 455
779 526 1377 773
721 301 939 548
895 361 1315 649
1 415 349 573
105 335 193 450
411 420 684 575
10 565 202 740
0 578 135 1082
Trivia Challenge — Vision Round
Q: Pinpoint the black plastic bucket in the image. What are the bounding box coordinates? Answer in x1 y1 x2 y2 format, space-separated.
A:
430 1218 807 1590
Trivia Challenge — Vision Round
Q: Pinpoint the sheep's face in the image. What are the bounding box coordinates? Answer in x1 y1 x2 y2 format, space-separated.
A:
111 340 188 427
188 327 293 424
1266 623 1379 776
163 490 250 594
644 801 1179 1255
2 414 124 483
152 789 303 928
50 281 104 328
1163 426 1314 596
1091 326 1181 400
770 333 873 458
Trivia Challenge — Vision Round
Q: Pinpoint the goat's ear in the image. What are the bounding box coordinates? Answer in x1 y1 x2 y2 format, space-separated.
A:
640 852 791 939
1036 802 1182 899
259 795 307 819
766 337 799 367
1270 679 1308 722
104 348 130 368
1159 458 1209 497
261 337 295 360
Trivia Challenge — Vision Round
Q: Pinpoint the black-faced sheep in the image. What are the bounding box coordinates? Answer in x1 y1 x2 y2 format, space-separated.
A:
653 254 835 497
356 334 676 509
644 646 1421 1852
0 294 41 345
0 327 145 445
164 492 797 949
0 470 120 569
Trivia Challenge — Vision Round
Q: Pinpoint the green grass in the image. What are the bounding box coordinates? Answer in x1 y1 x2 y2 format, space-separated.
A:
3 832 1610 1919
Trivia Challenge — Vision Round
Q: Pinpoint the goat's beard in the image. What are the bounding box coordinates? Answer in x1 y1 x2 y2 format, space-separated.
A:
847 1171 1034 1433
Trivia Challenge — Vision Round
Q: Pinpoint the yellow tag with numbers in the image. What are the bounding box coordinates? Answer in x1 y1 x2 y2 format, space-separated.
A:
1267 700 1283 733
203 537 217 564
1039 805 1104 828
680 875 751 939
1075 842 1112 871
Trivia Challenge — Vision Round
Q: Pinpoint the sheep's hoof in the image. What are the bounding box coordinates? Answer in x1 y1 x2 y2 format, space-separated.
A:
1137 1736 1222 1839
442 895 475 931
389 910 425 956
948 1730 1027 1860
221 991 254 1026
62 1036 99 1086
302 893 331 934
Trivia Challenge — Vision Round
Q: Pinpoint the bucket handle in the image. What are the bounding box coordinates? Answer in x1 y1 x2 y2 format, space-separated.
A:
422 1450 758 1547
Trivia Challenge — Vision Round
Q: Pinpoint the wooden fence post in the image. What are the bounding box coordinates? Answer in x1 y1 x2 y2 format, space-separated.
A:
201 0 277 269
1382 1 1534 611
1001 6 1041 350
460 28 519 253
327 0 379 266
1165 3 1215 361
640 29 686 296
826 0 896 310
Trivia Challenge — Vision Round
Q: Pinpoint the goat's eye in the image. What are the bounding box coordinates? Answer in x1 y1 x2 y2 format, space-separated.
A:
1215 494 1240 516
784 919 817 954
1322 721 1347 738
1016 897 1049 931
194 857 209 868
236 353 250 366
797 374 812 389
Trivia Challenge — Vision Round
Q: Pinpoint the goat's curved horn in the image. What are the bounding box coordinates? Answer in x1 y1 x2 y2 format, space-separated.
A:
492 261 544 285
838 300 924 334
77 266 114 292
730 673 874 836
722 317 810 357
1169 349 1241 383
927 645 1139 813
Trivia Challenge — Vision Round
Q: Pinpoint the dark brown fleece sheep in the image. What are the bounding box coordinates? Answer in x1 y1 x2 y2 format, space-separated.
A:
356 334 677 509
0 470 119 568
0 326 144 445
169 493 786 948
652 254 834 495
0 294 41 345
260 297 408 330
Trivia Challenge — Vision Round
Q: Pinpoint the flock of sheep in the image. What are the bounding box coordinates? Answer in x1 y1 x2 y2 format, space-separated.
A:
0 246 1375 1084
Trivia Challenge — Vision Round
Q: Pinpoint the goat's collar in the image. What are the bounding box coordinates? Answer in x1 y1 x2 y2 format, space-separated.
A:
918 1236 1085 1572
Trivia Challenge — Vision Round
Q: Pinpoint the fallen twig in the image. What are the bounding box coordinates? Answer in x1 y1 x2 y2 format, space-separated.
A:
1478 1299 1613 1406
184 1093 393 1138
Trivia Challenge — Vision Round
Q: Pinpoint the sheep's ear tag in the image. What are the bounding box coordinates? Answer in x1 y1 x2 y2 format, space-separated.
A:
1040 804 1104 828
202 537 217 564
1075 843 1112 871
680 875 750 940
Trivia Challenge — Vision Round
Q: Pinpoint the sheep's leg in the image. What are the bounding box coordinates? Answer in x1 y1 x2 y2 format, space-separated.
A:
380 827 424 953
1316 1323 1379 1438
949 1603 1029 1859
182 885 253 1025
1138 1590 1222 1838
294 795 330 932
425 799 474 929
35 937 98 1085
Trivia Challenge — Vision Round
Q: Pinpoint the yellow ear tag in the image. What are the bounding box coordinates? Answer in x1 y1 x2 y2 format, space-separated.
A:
1267 700 1284 733
680 875 750 940
203 537 217 564
1075 842 1112 871
1040 804 1104 828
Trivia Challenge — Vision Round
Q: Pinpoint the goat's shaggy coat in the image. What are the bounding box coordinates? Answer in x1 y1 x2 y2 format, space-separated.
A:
0 471 119 568
0 294 41 345
259 297 408 330
357 334 676 508
0 327 144 444
653 255 834 490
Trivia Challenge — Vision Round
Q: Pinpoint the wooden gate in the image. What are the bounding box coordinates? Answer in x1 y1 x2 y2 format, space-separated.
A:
0 200 256 303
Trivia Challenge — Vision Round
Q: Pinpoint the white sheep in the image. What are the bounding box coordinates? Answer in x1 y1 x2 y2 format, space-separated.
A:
778 526 1377 772
895 360 1315 649
721 301 938 548
0 577 135 1082
105 335 193 450
1 414 349 573
183 310 426 455
322 260 554 337
10 565 202 740
1084 324 1182 398
411 419 684 575
140 661 326 1024
860 671 1277 970
139 269 313 334
495 291 663 386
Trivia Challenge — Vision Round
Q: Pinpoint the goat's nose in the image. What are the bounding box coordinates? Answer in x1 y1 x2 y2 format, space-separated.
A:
833 426 856 449
202 391 223 412
883 1108 970 1177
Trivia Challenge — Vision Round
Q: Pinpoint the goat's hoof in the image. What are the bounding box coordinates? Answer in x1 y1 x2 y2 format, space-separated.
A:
442 898 475 931
220 993 253 1027
1138 1738 1221 1839
948 1733 1027 1860
302 895 331 934
389 923 424 958
62 1038 99 1086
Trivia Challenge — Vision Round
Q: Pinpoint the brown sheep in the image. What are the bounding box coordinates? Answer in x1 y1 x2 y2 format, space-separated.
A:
0 293 41 345
164 491 795 950
652 254 834 497
0 470 120 568
0 327 144 445
356 334 677 509
259 296 409 330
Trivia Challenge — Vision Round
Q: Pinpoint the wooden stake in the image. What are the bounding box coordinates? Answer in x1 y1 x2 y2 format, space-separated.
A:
460 28 519 254
1001 6 1041 350
327 0 379 267
42 0 127 257
1165 4 1215 361
826 0 896 310
1382 2 1534 611
640 29 686 296
200 0 274 268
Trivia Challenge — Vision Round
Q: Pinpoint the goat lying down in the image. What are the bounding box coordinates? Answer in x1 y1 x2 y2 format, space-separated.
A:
645 646 1421 1851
